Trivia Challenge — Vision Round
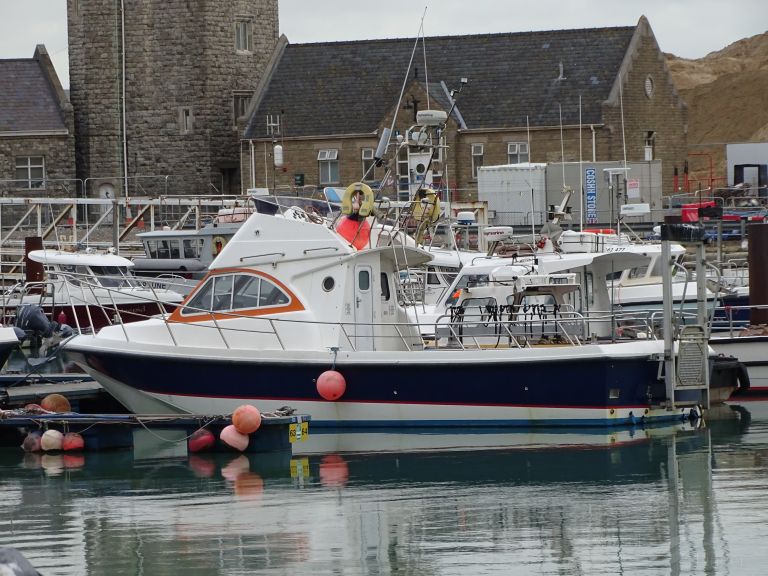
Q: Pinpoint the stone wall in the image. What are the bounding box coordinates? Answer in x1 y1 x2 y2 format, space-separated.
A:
0 135 76 194
67 0 278 198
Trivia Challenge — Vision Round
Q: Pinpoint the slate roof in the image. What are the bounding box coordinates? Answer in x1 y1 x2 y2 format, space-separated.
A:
0 59 67 133
245 25 637 139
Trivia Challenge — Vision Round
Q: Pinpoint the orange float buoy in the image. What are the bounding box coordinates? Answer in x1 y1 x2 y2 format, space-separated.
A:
62 432 85 452
335 216 371 250
232 405 262 435
188 428 216 453
317 370 346 401
41 429 64 451
40 394 71 413
220 424 249 452
21 431 42 453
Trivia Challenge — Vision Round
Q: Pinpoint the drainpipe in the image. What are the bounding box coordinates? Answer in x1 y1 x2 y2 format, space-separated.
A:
120 0 129 201
250 140 256 189
590 125 596 162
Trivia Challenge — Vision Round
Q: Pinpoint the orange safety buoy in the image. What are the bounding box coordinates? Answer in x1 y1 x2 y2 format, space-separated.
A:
317 370 346 401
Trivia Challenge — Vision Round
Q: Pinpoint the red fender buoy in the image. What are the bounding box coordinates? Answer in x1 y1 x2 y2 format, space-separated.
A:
232 405 262 435
317 370 346 401
62 432 85 451
188 428 216 453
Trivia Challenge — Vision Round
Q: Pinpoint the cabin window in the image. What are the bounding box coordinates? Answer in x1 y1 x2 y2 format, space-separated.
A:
212 275 234 311
426 267 442 286
90 266 134 288
628 266 648 280
358 269 371 291
183 239 203 259
184 279 214 314
437 266 458 285
507 142 529 164
169 240 181 259
380 273 390 301
182 273 291 316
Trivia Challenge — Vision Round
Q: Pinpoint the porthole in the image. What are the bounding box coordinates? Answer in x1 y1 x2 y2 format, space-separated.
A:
322 276 335 292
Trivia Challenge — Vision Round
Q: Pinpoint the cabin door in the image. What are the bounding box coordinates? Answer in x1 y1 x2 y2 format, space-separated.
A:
354 264 375 351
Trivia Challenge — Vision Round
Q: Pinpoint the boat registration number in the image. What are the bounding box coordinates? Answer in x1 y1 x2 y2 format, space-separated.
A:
289 420 309 443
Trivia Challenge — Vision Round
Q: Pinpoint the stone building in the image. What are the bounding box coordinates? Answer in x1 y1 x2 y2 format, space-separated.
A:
242 16 687 206
67 0 279 201
0 45 75 196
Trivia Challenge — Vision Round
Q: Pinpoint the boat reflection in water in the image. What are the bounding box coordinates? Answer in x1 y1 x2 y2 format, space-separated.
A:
0 404 762 576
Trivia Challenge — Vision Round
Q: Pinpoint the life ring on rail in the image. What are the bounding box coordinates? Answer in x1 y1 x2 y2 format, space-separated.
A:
341 182 375 218
583 228 616 235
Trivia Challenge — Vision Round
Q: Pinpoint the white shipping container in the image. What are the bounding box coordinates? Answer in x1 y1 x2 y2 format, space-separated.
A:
477 163 547 227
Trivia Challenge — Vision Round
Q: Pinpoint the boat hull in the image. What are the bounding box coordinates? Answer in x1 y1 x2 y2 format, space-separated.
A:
64 340 699 427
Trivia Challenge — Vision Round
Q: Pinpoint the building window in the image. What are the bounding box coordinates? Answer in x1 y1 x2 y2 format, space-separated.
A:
235 19 252 52
471 143 484 179
266 114 281 136
318 149 339 185
362 148 376 182
179 107 193 134
15 156 45 189
233 92 253 126
506 142 529 164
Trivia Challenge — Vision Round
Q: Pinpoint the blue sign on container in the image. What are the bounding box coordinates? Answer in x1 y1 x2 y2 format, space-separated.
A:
585 168 598 224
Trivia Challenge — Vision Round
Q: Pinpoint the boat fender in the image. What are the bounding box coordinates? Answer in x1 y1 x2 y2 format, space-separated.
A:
188 428 216 453
220 424 249 452
341 182 375 218
232 404 262 434
62 432 85 452
536 236 548 250
41 429 64 452
736 361 751 392
317 370 346 401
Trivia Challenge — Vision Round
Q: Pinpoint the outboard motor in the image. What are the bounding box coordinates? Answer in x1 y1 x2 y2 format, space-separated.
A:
13 305 75 365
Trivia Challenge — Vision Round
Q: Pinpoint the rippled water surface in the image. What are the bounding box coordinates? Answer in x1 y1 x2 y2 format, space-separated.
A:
2 402 768 575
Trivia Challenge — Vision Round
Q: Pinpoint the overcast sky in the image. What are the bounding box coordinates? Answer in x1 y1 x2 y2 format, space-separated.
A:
1 0 766 89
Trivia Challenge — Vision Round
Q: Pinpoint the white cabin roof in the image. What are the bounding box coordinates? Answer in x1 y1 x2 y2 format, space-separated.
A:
28 249 134 268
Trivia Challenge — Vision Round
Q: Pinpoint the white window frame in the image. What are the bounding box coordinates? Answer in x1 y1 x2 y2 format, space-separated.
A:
235 19 252 53
507 142 529 164
232 92 253 126
318 149 340 185
179 107 193 134
15 156 46 189
361 148 376 182
266 114 281 136
471 143 484 180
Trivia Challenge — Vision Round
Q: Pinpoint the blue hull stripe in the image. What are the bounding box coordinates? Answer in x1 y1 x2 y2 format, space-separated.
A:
68 348 669 409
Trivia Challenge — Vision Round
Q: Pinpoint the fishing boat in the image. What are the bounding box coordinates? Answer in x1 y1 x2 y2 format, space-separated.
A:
1 249 184 332
131 220 243 296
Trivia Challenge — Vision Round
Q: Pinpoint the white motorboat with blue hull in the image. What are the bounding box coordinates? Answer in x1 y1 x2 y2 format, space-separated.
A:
65 339 678 427
62 195 708 427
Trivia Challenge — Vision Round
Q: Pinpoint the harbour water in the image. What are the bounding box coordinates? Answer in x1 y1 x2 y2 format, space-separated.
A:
2 401 768 575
